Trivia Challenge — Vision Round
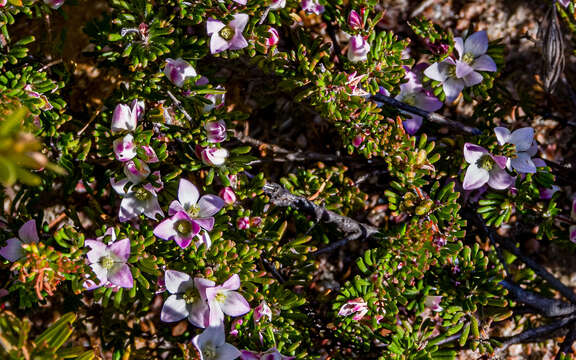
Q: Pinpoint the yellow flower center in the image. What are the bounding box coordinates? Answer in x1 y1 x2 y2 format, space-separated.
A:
100 255 115 270
477 154 494 170
134 187 152 201
462 52 475 65
175 219 193 236
219 26 235 41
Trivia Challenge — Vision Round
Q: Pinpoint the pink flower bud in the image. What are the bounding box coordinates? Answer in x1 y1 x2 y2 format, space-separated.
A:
301 0 324 14
0 0 6 7
219 187 237 205
205 120 227 143
250 217 262 227
164 58 197 88
338 298 368 321
352 135 364 148
200 147 229 166
266 27 280 47
348 10 362 29
44 0 65 9
347 35 370 62
237 217 250 230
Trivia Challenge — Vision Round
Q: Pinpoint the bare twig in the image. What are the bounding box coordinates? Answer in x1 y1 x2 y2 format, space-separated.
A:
556 321 576 359
167 90 193 124
263 182 379 242
497 315 576 347
500 280 576 317
371 93 482 135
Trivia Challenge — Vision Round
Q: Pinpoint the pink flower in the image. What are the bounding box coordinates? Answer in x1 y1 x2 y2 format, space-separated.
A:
241 348 294 360
219 187 237 205
424 295 443 312
348 10 362 29
193 326 242 360
123 160 151 184
266 28 280 47
207 14 249 54
155 179 224 248
253 300 272 323
113 134 137 162
352 135 364 148
269 0 286 9
110 178 164 222
301 0 324 14
338 298 368 321
494 127 537 174
347 35 370 62
85 236 133 289
164 58 197 88
201 147 229 166
205 120 228 143
44 0 65 9
160 270 213 327
0 220 39 262
206 274 251 326
0 0 6 7
111 100 144 133
462 143 515 191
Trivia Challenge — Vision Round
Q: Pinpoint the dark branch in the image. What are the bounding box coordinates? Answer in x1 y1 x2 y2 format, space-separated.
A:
263 182 379 242
500 280 576 317
556 321 576 359
371 93 482 135
497 316 576 347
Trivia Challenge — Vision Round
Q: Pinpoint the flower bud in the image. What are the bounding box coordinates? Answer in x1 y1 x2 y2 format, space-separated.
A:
254 300 272 323
164 58 197 88
269 0 286 9
347 35 370 62
44 0 65 9
352 135 364 148
205 120 227 143
219 187 237 205
266 27 280 47
237 216 250 230
348 10 362 29
124 160 151 184
200 147 229 166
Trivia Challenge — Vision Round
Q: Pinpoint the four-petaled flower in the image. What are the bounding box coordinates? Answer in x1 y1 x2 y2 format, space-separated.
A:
462 143 515 190
207 14 249 54
85 234 133 289
0 220 39 262
111 177 164 222
160 270 214 328
206 274 251 326
193 326 242 360
494 127 537 174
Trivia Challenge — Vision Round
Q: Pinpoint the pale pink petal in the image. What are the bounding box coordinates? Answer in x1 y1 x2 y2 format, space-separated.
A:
423 62 446 82
229 34 249 51
455 61 474 78
161 294 189 322
193 218 215 232
464 31 489 57
229 13 249 32
113 134 137 162
463 165 489 190
195 278 216 301
443 78 465 103
494 127 511 145
169 200 187 216
18 220 39 244
570 226 576 244
90 262 109 284
85 239 108 263
492 155 508 169
0 238 24 262
173 233 195 249
119 196 141 222
109 238 131 261
207 18 226 35
473 55 497 72
142 197 164 220
197 195 225 218
208 298 226 326
178 179 200 210
210 34 230 54
110 178 130 195
463 143 488 164
220 291 250 316
413 94 443 112
187 299 211 328
153 217 178 241
487 167 515 190
108 264 133 288
510 127 534 152
454 37 464 58
403 117 423 135
111 104 135 132
221 274 241 291
165 270 193 294
218 343 242 360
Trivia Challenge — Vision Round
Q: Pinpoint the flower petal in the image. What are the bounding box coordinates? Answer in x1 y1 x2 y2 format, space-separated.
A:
110 178 130 195
161 295 189 322
229 13 249 32
220 291 251 317
113 134 137 162
473 55 497 72
109 238 131 261
108 264 133 288
119 196 141 222
216 343 242 360
169 200 187 217
229 34 249 51
463 71 483 87
454 37 464 58
193 218 215 232
494 127 511 145
178 179 200 210
173 233 195 249
423 62 446 82
221 274 241 291
197 195 225 218
207 18 225 35
165 270 194 294
413 94 443 112
187 298 211 328
487 167 516 190
208 298 226 326
18 220 39 244
90 262 109 284
443 78 464 103
195 278 216 301
153 217 178 241
111 104 135 132
510 127 534 152
403 116 423 135
511 153 537 174
142 197 164 220
455 61 474 78
85 239 108 263
464 31 489 57
0 238 23 262
210 34 230 54
463 165 489 190
463 143 488 164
